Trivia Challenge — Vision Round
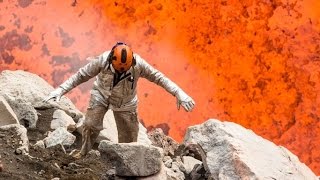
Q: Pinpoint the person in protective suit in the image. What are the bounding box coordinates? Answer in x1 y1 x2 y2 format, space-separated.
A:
45 42 195 158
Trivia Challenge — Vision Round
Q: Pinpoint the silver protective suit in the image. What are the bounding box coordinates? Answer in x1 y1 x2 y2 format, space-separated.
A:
59 51 182 155
59 51 181 111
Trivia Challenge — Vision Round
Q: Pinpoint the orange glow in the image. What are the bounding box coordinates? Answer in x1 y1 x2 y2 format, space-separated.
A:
0 0 319 174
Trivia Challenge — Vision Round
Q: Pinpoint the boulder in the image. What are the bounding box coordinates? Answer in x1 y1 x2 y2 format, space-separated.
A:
51 109 76 130
43 127 76 148
0 70 82 121
184 119 318 180
98 141 163 176
0 96 19 126
148 128 179 156
137 163 168 180
138 163 184 180
3 95 38 128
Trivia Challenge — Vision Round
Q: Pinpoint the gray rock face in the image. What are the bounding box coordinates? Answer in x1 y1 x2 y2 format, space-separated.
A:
51 109 76 130
137 163 168 180
184 119 318 180
0 70 82 121
98 141 163 177
182 156 202 175
137 163 184 180
138 123 152 145
0 96 19 126
43 127 76 148
4 95 38 128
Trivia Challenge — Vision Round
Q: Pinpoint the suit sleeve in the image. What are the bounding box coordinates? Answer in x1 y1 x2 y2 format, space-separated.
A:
59 54 106 92
137 55 180 96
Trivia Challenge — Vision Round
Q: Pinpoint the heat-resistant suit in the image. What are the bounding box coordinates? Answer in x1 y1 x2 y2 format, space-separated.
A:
59 51 181 155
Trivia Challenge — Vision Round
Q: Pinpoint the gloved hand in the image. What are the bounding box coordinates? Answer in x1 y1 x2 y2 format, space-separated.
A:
43 87 67 102
176 89 195 112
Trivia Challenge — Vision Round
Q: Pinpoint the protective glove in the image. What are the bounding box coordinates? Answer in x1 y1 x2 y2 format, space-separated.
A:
176 89 195 112
43 87 67 102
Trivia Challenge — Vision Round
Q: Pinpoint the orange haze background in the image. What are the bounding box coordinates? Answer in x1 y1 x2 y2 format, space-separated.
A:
0 0 320 174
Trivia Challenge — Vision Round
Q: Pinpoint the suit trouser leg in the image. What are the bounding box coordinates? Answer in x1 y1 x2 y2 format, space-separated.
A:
80 97 107 155
113 110 139 143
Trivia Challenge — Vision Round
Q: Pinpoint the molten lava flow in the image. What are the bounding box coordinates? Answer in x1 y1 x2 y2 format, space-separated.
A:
0 0 319 174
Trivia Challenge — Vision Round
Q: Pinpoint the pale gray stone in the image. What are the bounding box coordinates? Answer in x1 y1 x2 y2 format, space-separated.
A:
3 95 38 128
98 141 162 176
44 127 76 148
164 158 173 168
138 122 152 145
0 96 19 126
166 162 185 180
184 119 318 180
182 156 202 175
137 164 169 180
51 109 76 130
0 70 82 122
33 140 45 149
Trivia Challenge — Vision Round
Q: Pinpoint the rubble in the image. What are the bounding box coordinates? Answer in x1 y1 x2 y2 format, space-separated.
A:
148 128 179 156
182 156 202 175
184 119 318 180
43 127 76 148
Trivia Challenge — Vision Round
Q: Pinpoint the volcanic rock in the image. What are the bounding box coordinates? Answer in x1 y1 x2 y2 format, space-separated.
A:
138 122 152 145
184 119 318 180
189 163 207 180
137 163 184 180
137 164 168 180
51 109 76 130
0 70 82 121
182 156 202 175
43 127 76 148
0 96 19 126
169 161 186 180
148 128 179 156
3 94 38 128
98 141 163 176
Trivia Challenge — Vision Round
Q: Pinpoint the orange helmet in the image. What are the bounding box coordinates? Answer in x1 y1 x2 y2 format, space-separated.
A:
110 42 134 73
